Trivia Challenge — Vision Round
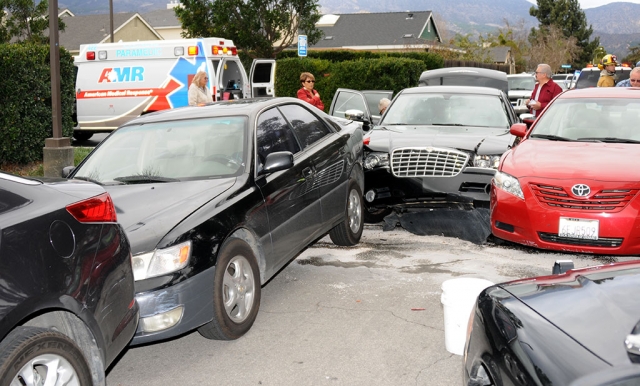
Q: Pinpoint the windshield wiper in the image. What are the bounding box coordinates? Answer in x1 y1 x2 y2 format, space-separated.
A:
530 134 572 141
73 176 103 185
577 137 640 144
431 123 465 126
113 175 179 184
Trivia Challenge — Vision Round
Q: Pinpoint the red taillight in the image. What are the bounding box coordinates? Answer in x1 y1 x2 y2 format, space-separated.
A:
363 137 370 146
86 51 96 60
66 193 117 223
231 47 237 55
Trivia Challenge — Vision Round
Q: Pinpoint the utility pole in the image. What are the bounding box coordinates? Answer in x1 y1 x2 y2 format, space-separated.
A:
43 0 73 177
110 0 114 42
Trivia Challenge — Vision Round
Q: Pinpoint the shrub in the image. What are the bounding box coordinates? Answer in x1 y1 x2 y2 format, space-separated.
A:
0 44 75 165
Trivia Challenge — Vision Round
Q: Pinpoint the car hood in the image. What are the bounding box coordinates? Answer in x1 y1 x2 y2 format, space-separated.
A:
508 90 531 99
104 178 236 254
366 126 513 155
503 140 640 181
503 263 640 366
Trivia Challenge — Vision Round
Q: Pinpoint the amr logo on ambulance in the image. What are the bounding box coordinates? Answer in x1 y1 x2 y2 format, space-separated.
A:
98 67 145 83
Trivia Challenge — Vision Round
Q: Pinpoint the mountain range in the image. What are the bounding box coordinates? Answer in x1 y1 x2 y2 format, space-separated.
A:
58 0 640 57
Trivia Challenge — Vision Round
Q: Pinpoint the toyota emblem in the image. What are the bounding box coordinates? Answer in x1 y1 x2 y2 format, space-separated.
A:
571 184 591 197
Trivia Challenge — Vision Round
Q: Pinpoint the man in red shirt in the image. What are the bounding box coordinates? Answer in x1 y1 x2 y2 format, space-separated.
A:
526 64 563 117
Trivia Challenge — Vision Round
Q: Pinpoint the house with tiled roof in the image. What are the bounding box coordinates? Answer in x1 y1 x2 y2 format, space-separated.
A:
142 8 183 40
311 11 442 51
59 13 163 56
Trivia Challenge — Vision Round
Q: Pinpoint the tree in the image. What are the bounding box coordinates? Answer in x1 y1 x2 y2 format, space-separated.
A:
623 45 640 66
529 0 598 68
527 25 579 72
175 0 323 58
484 19 531 72
0 0 66 44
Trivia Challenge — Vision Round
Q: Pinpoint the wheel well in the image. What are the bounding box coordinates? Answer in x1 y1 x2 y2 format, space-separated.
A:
22 310 106 386
227 228 268 284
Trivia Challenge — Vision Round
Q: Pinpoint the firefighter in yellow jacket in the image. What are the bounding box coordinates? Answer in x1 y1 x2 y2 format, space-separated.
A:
597 54 618 87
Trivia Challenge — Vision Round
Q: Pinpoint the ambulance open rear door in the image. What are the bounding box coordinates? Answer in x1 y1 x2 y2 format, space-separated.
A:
250 59 276 98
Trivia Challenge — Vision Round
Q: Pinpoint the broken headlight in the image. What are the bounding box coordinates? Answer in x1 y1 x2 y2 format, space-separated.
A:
474 155 501 169
364 152 390 170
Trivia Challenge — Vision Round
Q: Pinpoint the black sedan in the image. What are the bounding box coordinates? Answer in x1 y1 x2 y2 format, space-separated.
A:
464 260 640 386
0 173 138 385
68 97 365 344
360 86 518 242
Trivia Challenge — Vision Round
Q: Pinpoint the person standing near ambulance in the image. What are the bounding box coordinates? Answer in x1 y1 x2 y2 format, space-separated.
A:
297 72 324 111
526 64 562 117
188 71 213 106
597 54 617 87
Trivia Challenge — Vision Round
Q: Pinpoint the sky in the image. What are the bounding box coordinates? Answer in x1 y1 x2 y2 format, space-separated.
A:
527 0 640 8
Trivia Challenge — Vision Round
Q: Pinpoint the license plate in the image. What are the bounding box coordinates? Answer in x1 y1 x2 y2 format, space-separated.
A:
558 217 599 240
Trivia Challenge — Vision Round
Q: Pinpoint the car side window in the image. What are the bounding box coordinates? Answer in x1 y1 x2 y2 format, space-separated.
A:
256 107 301 166
331 91 368 119
278 104 332 149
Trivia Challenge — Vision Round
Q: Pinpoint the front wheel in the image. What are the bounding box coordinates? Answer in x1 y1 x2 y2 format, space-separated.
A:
329 180 364 246
198 238 261 340
0 327 93 386
73 130 93 141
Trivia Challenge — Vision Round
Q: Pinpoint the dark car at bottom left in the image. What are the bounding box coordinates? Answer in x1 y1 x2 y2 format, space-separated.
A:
0 172 139 386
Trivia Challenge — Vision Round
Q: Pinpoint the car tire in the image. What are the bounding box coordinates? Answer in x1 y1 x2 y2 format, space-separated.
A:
198 238 261 340
329 180 364 246
73 130 93 141
0 326 93 385
363 206 392 224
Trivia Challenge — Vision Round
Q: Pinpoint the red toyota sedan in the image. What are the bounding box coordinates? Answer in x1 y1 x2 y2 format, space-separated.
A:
491 87 640 255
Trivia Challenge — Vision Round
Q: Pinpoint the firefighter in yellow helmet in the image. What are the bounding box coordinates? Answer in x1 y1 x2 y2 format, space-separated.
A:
597 54 618 87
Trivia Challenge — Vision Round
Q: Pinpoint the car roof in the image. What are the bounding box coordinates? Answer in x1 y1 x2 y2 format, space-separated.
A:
508 73 534 78
420 67 507 80
399 85 503 96
579 66 631 72
120 97 301 126
557 87 640 99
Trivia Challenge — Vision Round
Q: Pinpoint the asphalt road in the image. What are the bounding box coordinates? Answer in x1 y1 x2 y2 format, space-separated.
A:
106 225 630 386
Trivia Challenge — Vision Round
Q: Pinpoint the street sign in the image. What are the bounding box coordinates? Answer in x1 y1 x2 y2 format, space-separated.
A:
298 35 307 57
561 64 572 69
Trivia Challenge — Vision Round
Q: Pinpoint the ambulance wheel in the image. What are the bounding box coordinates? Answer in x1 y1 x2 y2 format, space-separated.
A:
73 131 93 141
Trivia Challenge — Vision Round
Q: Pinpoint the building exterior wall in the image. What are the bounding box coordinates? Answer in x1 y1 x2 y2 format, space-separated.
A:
420 19 438 41
155 27 184 40
113 19 161 42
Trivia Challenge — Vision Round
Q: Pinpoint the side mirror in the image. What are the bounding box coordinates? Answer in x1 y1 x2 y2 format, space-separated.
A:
345 109 366 122
62 166 76 178
510 123 528 138
259 151 293 175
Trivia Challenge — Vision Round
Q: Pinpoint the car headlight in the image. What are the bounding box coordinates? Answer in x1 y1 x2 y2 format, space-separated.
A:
132 240 191 281
474 155 501 169
493 171 524 199
364 152 389 170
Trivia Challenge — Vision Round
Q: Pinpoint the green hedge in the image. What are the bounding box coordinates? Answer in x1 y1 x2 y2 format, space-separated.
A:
0 44 75 165
277 50 444 72
274 57 425 112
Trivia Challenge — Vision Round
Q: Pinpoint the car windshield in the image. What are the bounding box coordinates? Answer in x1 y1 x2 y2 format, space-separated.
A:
379 93 510 128
530 98 640 142
74 116 247 184
508 76 535 91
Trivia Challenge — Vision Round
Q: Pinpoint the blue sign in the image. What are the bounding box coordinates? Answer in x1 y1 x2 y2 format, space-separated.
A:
298 35 307 57
561 64 572 69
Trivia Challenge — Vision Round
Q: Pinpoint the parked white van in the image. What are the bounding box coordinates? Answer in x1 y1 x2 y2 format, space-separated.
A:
74 37 275 140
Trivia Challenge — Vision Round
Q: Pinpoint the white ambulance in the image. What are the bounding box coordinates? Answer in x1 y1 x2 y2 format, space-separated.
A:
74 37 275 140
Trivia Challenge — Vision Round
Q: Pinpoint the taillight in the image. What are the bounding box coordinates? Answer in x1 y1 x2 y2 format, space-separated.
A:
66 193 117 223
188 46 198 55
86 51 96 60
363 137 370 146
231 47 237 55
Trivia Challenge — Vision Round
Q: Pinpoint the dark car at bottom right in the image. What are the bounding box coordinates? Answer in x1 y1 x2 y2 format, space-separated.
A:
464 260 640 386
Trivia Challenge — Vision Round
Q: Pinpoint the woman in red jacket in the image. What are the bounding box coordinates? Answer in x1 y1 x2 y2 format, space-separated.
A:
297 72 324 111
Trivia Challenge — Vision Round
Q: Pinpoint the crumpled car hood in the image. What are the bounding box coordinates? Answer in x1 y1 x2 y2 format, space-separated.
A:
503 265 640 366
366 126 513 155
104 178 235 254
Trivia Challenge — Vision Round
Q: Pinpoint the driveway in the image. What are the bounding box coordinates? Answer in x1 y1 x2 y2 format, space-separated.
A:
107 225 629 386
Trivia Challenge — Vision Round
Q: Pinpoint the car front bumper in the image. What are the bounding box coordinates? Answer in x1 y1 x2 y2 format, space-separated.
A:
490 184 640 255
363 167 496 211
130 266 215 345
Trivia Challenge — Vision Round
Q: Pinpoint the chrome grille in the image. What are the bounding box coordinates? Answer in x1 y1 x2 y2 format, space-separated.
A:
530 183 639 213
391 147 468 177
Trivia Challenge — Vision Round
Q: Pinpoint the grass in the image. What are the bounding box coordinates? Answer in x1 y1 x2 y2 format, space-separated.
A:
1 147 93 177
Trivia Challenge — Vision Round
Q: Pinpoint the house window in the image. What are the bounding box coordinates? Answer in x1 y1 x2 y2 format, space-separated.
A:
324 36 333 40
403 34 414 38
428 22 431 32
